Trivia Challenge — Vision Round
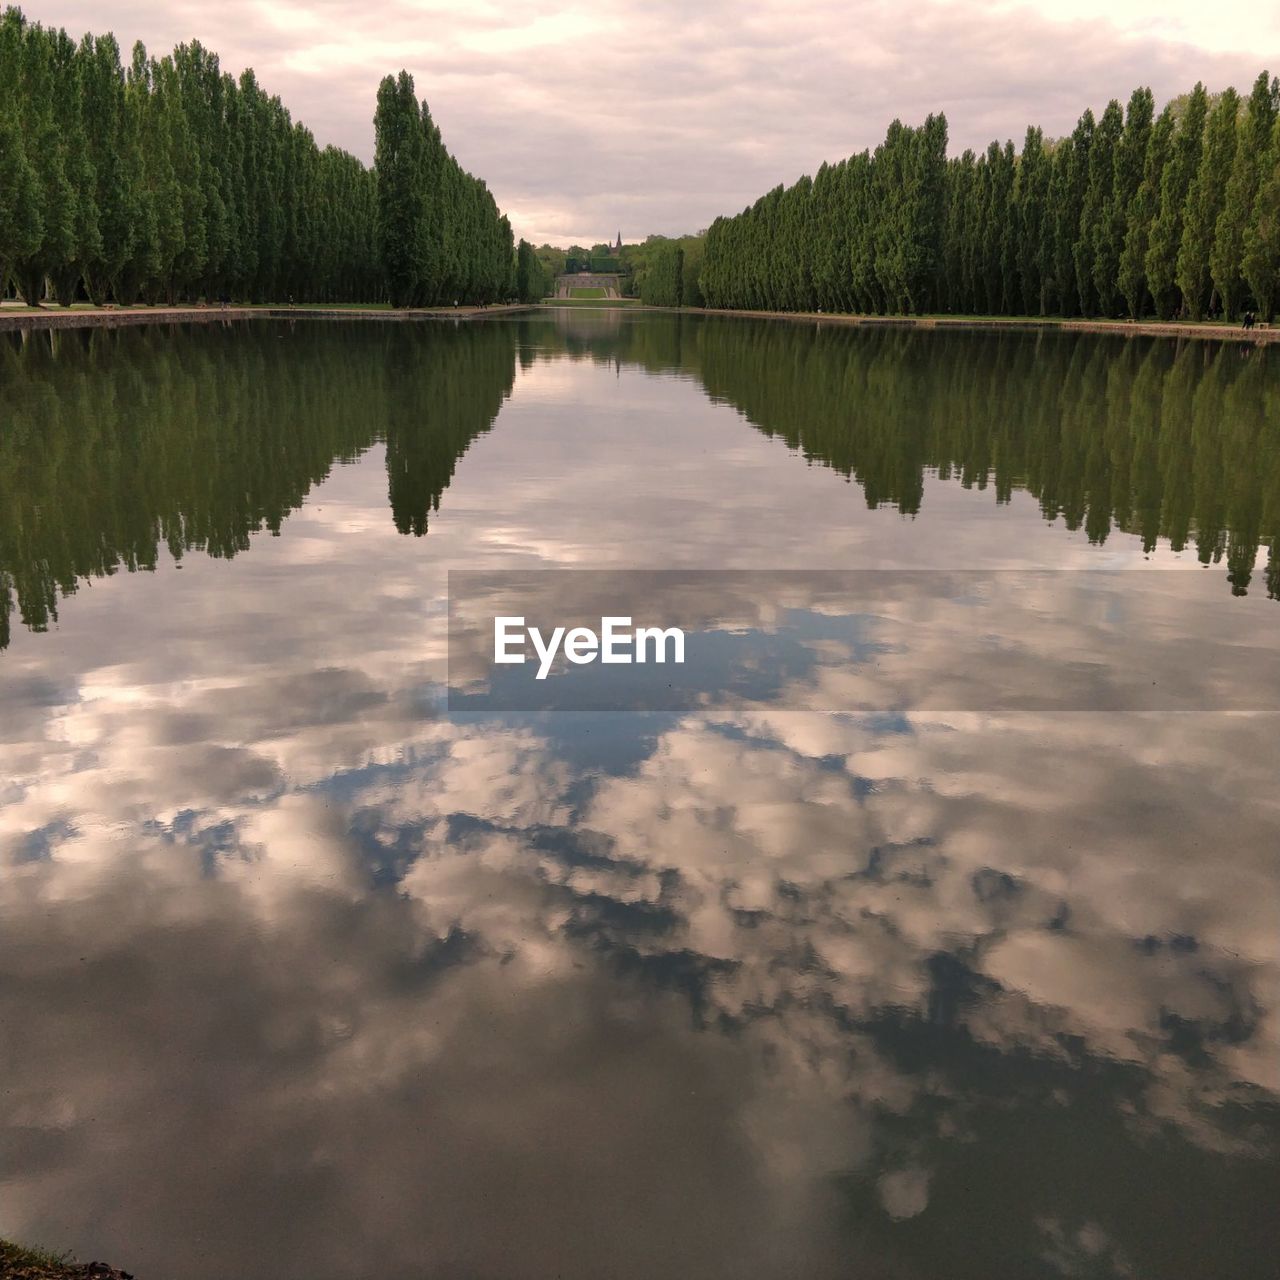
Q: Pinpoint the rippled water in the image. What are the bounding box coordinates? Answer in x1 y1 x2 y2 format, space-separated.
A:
1 312 1277 1279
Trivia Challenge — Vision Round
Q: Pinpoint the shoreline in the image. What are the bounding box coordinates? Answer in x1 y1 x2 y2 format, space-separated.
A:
3 300 1275 345
0 302 538 334
674 305 1280 344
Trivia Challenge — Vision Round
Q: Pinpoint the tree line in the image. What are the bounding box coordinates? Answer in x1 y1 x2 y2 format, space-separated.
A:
700 75 1280 322
0 6 518 307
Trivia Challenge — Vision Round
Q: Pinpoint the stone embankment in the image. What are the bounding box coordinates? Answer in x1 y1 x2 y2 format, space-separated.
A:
0 303 537 333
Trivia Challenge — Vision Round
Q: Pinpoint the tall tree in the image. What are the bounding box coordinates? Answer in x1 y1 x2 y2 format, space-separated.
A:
1099 87 1154 316
1243 116 1280 319
1015 126 1050 313
1211 71 1279 318
1119 103 1174 318
1076 98 1122 316
10 14 76 303
1178 87 1239 319
48 27 100 305
1145 84 1207 319
374 72 424 307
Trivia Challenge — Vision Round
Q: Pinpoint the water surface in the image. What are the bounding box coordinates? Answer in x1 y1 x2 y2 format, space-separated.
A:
1 313 1277 1279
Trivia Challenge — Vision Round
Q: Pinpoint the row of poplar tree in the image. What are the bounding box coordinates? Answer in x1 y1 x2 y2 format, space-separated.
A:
371 70 514 307
0 7 517 307
700 74 1280 321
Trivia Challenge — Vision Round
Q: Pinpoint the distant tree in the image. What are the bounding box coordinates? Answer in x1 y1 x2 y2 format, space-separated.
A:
515 238 547 302
639 241 683 306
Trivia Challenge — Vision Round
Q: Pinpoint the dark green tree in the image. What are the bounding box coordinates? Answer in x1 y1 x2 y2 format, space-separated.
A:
1119 103 1174 317
1211 71 1279 318
1178 87 1239 319
1145 84 1207 319
1243 116 1280 319
1076 98 1122 316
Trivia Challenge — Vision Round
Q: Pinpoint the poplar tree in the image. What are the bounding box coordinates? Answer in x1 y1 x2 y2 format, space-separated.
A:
978 140 1015 312
1211 71 1279 318
1119 104 1174 318
11 15 76 303
1015 126 1050 313
1145 84 1207 319
1053 112 1094 314
374 72 423 307
48 28 100 304
1178 87 1239 319
1243 117 1280 319
1076 98 1122 316
0 95 42 295
1098 88 1153 316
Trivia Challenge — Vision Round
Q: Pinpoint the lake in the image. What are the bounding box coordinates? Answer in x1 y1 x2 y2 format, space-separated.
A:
1 311 1277 1279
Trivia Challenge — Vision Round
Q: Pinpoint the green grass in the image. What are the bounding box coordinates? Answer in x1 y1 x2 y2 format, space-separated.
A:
0 1238 80 1279
569 287 607 298
542 297 641 308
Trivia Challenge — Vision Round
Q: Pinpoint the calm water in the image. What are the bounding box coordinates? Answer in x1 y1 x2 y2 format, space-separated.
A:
1 312 1278 1279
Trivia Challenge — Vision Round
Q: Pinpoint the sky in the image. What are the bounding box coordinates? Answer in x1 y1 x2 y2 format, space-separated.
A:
20 0 1280 245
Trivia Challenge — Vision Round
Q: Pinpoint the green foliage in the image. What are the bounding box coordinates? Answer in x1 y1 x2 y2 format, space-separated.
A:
516 237 549 301
1243 117 1280 319
702 72 1277 322
372 70 514 307
1119 104 1174 318
1178 87 1239 319
0 92 43 293
1015 127 1050 313
638 241 683 306
1211 72 1280 318
1099 88 1154 317
1076 98 1122 316
0 6 511 306
1146 84 1207 319
5 8 76 303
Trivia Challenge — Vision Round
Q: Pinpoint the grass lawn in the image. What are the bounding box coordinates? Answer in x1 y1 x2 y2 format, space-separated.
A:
543 297 640 308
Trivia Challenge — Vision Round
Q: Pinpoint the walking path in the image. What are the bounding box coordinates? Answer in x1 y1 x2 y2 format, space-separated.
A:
0 302 537 333
680 306 1280 343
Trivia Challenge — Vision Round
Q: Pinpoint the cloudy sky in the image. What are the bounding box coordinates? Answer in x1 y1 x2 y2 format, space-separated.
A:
21 2 1280 248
